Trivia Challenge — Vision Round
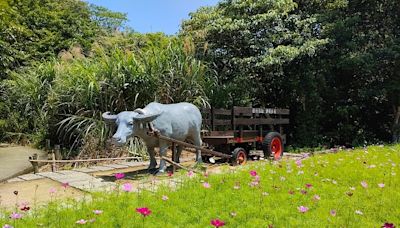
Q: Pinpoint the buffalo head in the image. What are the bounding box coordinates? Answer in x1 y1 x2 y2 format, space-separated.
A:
102 108 161 145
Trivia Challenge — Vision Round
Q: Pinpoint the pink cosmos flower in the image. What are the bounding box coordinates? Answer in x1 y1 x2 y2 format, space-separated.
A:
93 210 103 215
361 181 368 188
378 183 385 188
203 182 211 188
49 187 57 194
10 212 22 220
211 219 225 227
187 170 194 177
313 195 321 201
136 207 152 217
330 210 337 217
61 182 69 188
382 222 395 228
115 173 125 180
298 206 309 213
2 224 13 228
122 183 133 192
20 202 30 212
76 219 87 224
295 160 303 167
250 170 257 176
162 195 169 201
305 183 312 188
250 181 259 187
355 210 363 215
254 175 260 182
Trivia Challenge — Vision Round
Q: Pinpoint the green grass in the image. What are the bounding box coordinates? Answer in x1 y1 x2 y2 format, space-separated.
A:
1 145 400 227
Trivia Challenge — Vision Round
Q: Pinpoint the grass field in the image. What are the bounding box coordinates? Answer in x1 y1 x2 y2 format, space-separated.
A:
1 145 399 227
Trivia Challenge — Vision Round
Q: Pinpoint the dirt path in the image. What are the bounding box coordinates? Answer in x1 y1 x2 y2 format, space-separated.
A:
0 145 47 182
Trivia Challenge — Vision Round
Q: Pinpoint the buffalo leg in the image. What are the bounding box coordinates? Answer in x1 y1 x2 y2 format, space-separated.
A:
174 145 183 163
157 142 169 174
147 146 157 172
193 134 203 163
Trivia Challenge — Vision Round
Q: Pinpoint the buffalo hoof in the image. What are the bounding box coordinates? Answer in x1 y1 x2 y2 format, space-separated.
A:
154 169 166 176
148 168 158 174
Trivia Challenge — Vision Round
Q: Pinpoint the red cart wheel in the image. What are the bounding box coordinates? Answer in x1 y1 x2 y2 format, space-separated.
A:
231 148 247 166
262 132 284 160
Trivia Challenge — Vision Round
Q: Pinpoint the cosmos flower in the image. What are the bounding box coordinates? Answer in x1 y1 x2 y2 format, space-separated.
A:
330 210 337 217
203 182 211 188
313 195 321 201
298 206 309 213
250 170 257 176
115 173 125 180
162 195 169 201
361 181 368 188
93 210 103 215
305 183 312 188
76 219 87 224
122 183 133 192
136 207 152 217
211 219 225 227
381 222 395 228
61 182 69 188
10 212 22 220
49 187 57 194
378 183 385 188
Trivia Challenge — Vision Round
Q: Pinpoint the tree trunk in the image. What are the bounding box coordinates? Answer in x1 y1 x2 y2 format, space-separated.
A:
392 106 400 143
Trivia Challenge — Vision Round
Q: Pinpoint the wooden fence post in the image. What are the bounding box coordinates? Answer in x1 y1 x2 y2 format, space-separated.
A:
29 153 39 174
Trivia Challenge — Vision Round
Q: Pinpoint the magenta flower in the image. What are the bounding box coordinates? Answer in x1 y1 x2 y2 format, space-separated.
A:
313 195 321 201
298 206 309 213
10 212 22 220
2 224 13 228
115 173 125 179
378 183 385 188
122 183 133 192
136 207 152 217
162 195 169 201
203 182 211 188
382 222 395 228
93 210 103 215
361 181 368 188
61 182 69 188
187 170 194 177
250 170 257 176
330 210 337 217
305 183 312 188
76 219 87 224
211 219 225 227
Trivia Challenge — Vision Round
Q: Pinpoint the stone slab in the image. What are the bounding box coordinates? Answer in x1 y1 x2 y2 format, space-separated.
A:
87 166 114 171
74 167 95 173
18 174 44 181
103 164 129 169
6 177 24 182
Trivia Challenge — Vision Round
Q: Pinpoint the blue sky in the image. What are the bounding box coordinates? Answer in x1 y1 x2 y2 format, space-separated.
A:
86 0 219 35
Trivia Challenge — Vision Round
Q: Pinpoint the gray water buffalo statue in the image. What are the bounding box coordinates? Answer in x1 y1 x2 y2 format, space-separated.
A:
102 102 203 174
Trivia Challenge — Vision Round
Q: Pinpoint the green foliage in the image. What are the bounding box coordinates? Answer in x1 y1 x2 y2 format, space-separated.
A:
0 0 127 79
1 145 399 227
1 34 214 151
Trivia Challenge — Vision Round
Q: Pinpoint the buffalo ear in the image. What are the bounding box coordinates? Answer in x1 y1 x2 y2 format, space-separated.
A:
132 111 162 122
102 112 117 122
